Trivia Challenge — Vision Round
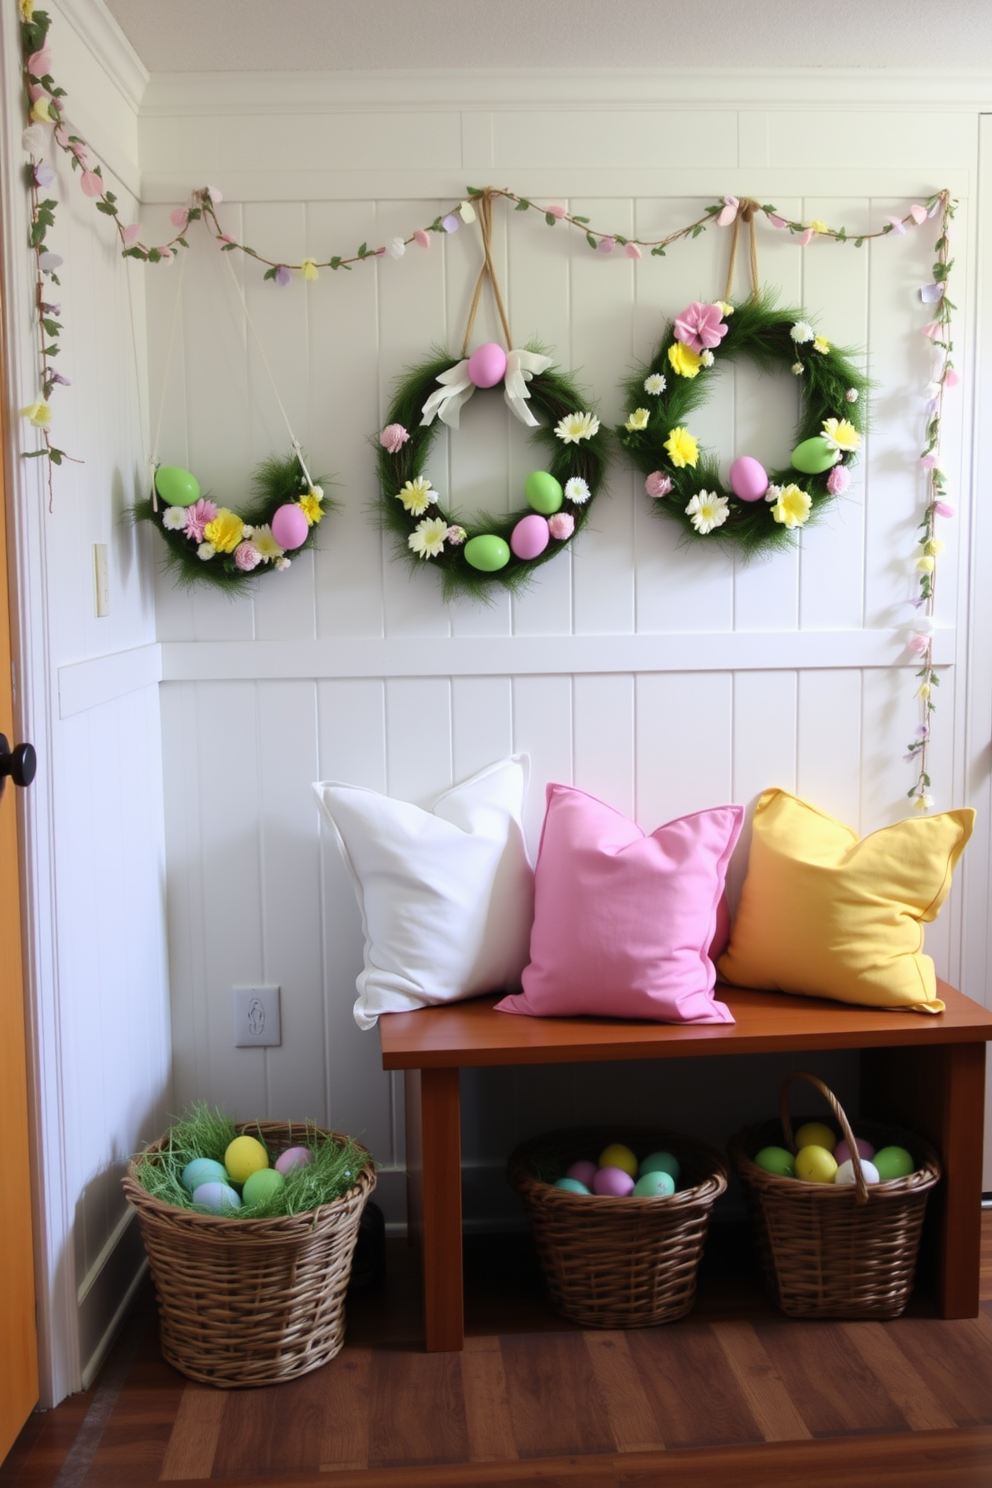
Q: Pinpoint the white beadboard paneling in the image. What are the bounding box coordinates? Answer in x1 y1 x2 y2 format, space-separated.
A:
310 200 385 639
384 676 453 804
635 671 734 828
491 110 738 171
795 669 863 829
451 676 514 783
573 673 635 817
766 112 977 171
511 674 573 856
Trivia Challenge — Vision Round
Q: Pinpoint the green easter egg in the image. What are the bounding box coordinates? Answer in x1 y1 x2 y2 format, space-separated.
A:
554 1177 591 1194
632 1171 675 1198
242 1167 287 1206
872 1145 915 1180
154 465 201 507
639 1150 681 1182
754 1145 796 1178
525 470 564 515
791 436 840 475
464 534 511 572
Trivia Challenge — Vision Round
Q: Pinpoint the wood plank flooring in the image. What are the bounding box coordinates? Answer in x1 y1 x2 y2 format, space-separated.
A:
3 1214 992 1488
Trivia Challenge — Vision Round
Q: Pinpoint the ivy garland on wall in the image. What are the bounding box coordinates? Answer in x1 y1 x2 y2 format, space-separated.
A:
16 4 960 808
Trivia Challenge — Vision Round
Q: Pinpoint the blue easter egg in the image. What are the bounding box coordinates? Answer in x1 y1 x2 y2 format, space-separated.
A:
181 1157 229 1193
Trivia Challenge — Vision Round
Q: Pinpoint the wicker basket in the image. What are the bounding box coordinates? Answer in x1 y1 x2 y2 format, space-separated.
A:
122 1120 376 1387
728 1071 941 1320
507 1125 728 1329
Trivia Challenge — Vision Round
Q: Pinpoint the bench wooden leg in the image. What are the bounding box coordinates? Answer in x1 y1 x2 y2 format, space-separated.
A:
862 1040 986 1319
404 1066 464 1351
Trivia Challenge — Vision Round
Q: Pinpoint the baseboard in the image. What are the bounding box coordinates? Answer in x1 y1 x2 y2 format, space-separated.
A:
77 1210 148 1390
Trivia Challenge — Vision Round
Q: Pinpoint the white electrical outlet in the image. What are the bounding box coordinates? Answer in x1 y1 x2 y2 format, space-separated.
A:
233 984 281 1047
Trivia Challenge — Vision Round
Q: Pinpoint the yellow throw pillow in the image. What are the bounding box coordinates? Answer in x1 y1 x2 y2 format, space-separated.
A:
717 789 975 1013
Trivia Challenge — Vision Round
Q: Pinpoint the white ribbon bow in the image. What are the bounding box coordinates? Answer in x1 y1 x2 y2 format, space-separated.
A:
420 349 555 430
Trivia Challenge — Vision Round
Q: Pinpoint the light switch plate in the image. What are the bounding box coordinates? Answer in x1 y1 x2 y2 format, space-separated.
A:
233 984 281 1047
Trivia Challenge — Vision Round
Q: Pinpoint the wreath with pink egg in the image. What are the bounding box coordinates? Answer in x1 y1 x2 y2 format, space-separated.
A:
618 293 870 556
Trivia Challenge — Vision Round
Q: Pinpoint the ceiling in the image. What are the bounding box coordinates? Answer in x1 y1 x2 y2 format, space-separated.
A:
102 0 992 74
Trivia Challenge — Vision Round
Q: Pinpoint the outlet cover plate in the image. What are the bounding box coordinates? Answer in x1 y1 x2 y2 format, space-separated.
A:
233 984 281 1047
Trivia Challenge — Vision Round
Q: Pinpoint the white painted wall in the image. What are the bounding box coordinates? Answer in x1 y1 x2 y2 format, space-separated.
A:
134 75 987 1229
0 2 171 1402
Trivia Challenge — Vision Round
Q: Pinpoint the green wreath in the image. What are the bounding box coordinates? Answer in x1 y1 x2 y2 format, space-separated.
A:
135 452 336 594
617 293 870 556
376 346 607 601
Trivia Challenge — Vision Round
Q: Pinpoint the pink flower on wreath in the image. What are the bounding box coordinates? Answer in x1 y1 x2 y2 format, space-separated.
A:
546 204 567 219
716 196 739 227
920 454 938 470
799 227 816 247
379 423 410 454
548 512 575 540
645 471 673 498
597 236 616 255
625 242 642 260
945 368 961 388
934 501 956 518
121 223 142 247
921 322 942 340
908 635 929 655
28 47 52 76
183 499 218 543
170 207 190 230
826 465 850 495
413 229 431 248
768 213 789 230
673 302 728 355
235 541 262 572
80 170 103 198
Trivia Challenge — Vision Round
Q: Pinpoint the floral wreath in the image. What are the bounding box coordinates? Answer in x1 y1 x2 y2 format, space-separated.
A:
376 348 606 600
618 292 870 555
135 452 335 593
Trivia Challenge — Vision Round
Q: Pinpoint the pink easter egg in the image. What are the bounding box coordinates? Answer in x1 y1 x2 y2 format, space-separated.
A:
566 1159 598 1188
834 1136 876 1166
592 1165 635 1198
729 456 769 502
275 1145 313 1176
510 513 550 560
271 503 309 551
467 342 507 389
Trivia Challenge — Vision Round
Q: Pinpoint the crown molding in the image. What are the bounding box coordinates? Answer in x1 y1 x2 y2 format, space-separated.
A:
53 0 148 115
139 65 992 117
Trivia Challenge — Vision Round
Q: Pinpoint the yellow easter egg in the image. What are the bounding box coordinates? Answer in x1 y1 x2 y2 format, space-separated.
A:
598 1143 638 1178
794 1144 838 1184
224 1133 269 1185
795 1121 837 1154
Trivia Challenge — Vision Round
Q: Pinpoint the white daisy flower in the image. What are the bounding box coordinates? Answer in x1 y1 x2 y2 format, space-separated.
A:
685 490 730 534
554 411 600 444
643 373 666 395
700 350 715 367
791 362 805 376
197 542 216 561
408 515 449 559
251 524 285 562
397 475 438 516
564 477 592 505
790 321 815 342
162 506 187 531
275 556 292 571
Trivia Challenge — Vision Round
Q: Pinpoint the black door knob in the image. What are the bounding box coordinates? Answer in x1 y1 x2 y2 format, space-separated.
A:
0 733 37 796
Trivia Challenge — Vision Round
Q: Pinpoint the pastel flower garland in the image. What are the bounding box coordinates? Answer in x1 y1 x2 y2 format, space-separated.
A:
905 191 957 812
375 350 605 601
617 294 870 556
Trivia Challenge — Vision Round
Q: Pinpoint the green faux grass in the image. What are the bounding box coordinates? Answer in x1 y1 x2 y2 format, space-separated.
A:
376 345 609 603
133 452 336 596
133 1102 371 1219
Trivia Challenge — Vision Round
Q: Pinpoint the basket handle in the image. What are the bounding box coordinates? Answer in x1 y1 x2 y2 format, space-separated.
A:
779 1071 870 1206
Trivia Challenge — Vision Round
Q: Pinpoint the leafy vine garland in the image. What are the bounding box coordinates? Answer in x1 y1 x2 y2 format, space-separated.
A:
133 453 335 595
617 294 870 556
376 351 606 601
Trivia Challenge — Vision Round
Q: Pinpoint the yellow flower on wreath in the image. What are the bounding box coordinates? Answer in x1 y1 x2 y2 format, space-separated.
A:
204 508 244 553
397 476 437 516
663 426 699 469
300 259 319 282
19 0 34 20
668 342 704 379
299 487 324 525
624 408 650 432
20 399 51 429
768 484 812 529
821 417 861 453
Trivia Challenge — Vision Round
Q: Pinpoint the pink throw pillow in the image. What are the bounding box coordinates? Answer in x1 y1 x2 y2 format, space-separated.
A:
496 785 743 1024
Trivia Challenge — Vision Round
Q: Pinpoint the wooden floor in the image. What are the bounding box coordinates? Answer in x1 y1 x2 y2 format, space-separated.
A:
3 1213 992 1488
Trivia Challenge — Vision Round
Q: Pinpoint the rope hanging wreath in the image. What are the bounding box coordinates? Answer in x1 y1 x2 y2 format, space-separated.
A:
618 200 870 556
375 190 606 601
134 251 336 594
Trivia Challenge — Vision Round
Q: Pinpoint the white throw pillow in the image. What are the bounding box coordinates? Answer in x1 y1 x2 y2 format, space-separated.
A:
314 755 534 1029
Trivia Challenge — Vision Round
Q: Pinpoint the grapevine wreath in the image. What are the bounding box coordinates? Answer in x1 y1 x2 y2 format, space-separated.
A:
376 345 606 602
135 452 335 595
618 292 870 556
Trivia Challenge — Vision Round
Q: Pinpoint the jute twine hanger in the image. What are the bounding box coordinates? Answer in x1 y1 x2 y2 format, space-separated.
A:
460 188 513 356
723 197 763 301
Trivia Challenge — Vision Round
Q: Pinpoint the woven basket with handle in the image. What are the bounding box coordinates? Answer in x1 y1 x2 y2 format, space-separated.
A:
122 1120 375 1387
728 1071 941 1319
507 1125 728 1329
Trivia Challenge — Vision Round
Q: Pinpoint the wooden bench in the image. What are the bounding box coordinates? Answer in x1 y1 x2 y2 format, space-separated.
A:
379 980 992 1351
